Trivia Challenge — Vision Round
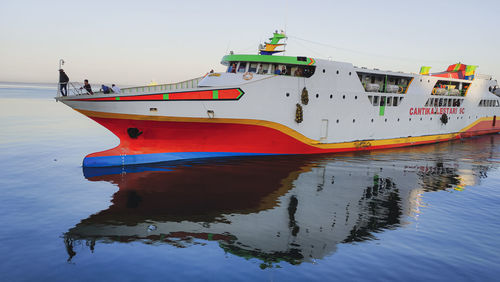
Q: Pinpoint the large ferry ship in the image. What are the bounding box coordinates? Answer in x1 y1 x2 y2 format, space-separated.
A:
57 32 500 167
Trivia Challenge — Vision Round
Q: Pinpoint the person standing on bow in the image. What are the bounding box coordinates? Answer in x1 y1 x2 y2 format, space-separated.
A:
59 69 69 96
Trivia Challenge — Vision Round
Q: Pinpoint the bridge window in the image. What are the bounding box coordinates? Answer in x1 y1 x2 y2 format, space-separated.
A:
238 62 247 73
248 63 258 73
257 63 270 74
228 61 315 77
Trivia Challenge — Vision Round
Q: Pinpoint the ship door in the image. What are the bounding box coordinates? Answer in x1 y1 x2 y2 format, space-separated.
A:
320 119 328 143
493 115 497 127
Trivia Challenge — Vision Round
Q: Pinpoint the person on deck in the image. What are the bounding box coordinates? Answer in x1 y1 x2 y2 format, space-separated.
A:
229 63 237 73
111 84 121 94
294 67 300 77
101 84 111 94
274 65 281 75
81 79 93 95
59 69 69 96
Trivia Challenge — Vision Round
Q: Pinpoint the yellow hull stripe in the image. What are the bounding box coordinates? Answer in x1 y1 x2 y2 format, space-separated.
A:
75 109 496 150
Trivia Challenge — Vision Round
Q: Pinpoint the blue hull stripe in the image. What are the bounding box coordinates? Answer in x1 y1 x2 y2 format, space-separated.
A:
83 152 276 167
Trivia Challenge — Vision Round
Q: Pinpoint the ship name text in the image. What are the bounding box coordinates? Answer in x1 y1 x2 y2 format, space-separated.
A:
409 107 465 116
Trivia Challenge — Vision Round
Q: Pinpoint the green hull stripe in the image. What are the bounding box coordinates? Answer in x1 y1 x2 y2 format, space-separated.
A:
163 93 169 100
212 90 219 99
115 97 120 100
379 105 385 116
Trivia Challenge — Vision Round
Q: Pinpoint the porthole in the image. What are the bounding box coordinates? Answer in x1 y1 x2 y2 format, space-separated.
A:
342 95 346 99
355 96 358 99
397 118 400 122
409 118 412 121
330 94 333 99
353 119 355 123
286 93 290 97
323 69 326 73
349 72 352 76
420 117 422 121
457 117 459 120
371 119 374 123
428 80 430 83
316 94 319 98
384 118 387 122
336 119 339 123
336 70 339 75
420 79 422 82
430 117 432 120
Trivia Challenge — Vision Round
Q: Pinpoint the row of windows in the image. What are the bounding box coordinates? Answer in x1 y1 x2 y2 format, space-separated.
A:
357 72 412 94
431 80 470 97
227 61 315 77
479 99 500 107
425 98 464 107
367 95 404 107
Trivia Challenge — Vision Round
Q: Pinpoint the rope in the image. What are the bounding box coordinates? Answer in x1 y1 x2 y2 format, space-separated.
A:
287 34 452 65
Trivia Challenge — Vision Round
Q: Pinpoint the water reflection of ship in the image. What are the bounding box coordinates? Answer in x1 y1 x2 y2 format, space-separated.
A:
65 135 499 266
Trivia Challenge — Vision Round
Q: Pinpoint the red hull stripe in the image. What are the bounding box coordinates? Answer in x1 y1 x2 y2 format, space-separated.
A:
72 88 244 101
74 109 500 167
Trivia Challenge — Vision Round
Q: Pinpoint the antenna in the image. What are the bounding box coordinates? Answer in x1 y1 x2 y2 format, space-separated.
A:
284 0 288 35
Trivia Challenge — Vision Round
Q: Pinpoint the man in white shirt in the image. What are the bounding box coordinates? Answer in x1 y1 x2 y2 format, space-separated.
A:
111 84 121 94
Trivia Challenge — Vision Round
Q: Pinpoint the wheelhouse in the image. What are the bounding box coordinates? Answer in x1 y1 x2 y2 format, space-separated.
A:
222 54 316 78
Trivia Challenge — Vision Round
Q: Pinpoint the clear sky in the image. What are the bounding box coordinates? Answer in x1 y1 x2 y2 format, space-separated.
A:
1 0 499 86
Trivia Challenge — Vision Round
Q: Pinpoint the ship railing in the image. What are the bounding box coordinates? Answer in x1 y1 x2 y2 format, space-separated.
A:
58 76 204 97
121 77 204 95
475 74 493 80
57 82 87 97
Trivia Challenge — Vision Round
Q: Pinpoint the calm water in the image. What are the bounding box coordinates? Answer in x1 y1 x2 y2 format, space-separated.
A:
1 82 500 281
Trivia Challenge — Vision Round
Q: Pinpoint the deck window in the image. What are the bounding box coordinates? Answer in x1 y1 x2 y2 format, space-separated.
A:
380 96 386 106
248 63 258 73
257 63 270 74
432 80 470 96
357 72 412 94
238 62 247 73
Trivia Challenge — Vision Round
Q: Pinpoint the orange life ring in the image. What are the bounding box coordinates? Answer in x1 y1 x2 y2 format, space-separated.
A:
243 72 253 80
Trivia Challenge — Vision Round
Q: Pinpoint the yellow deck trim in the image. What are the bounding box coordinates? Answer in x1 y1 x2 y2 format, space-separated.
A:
75 109 495 150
